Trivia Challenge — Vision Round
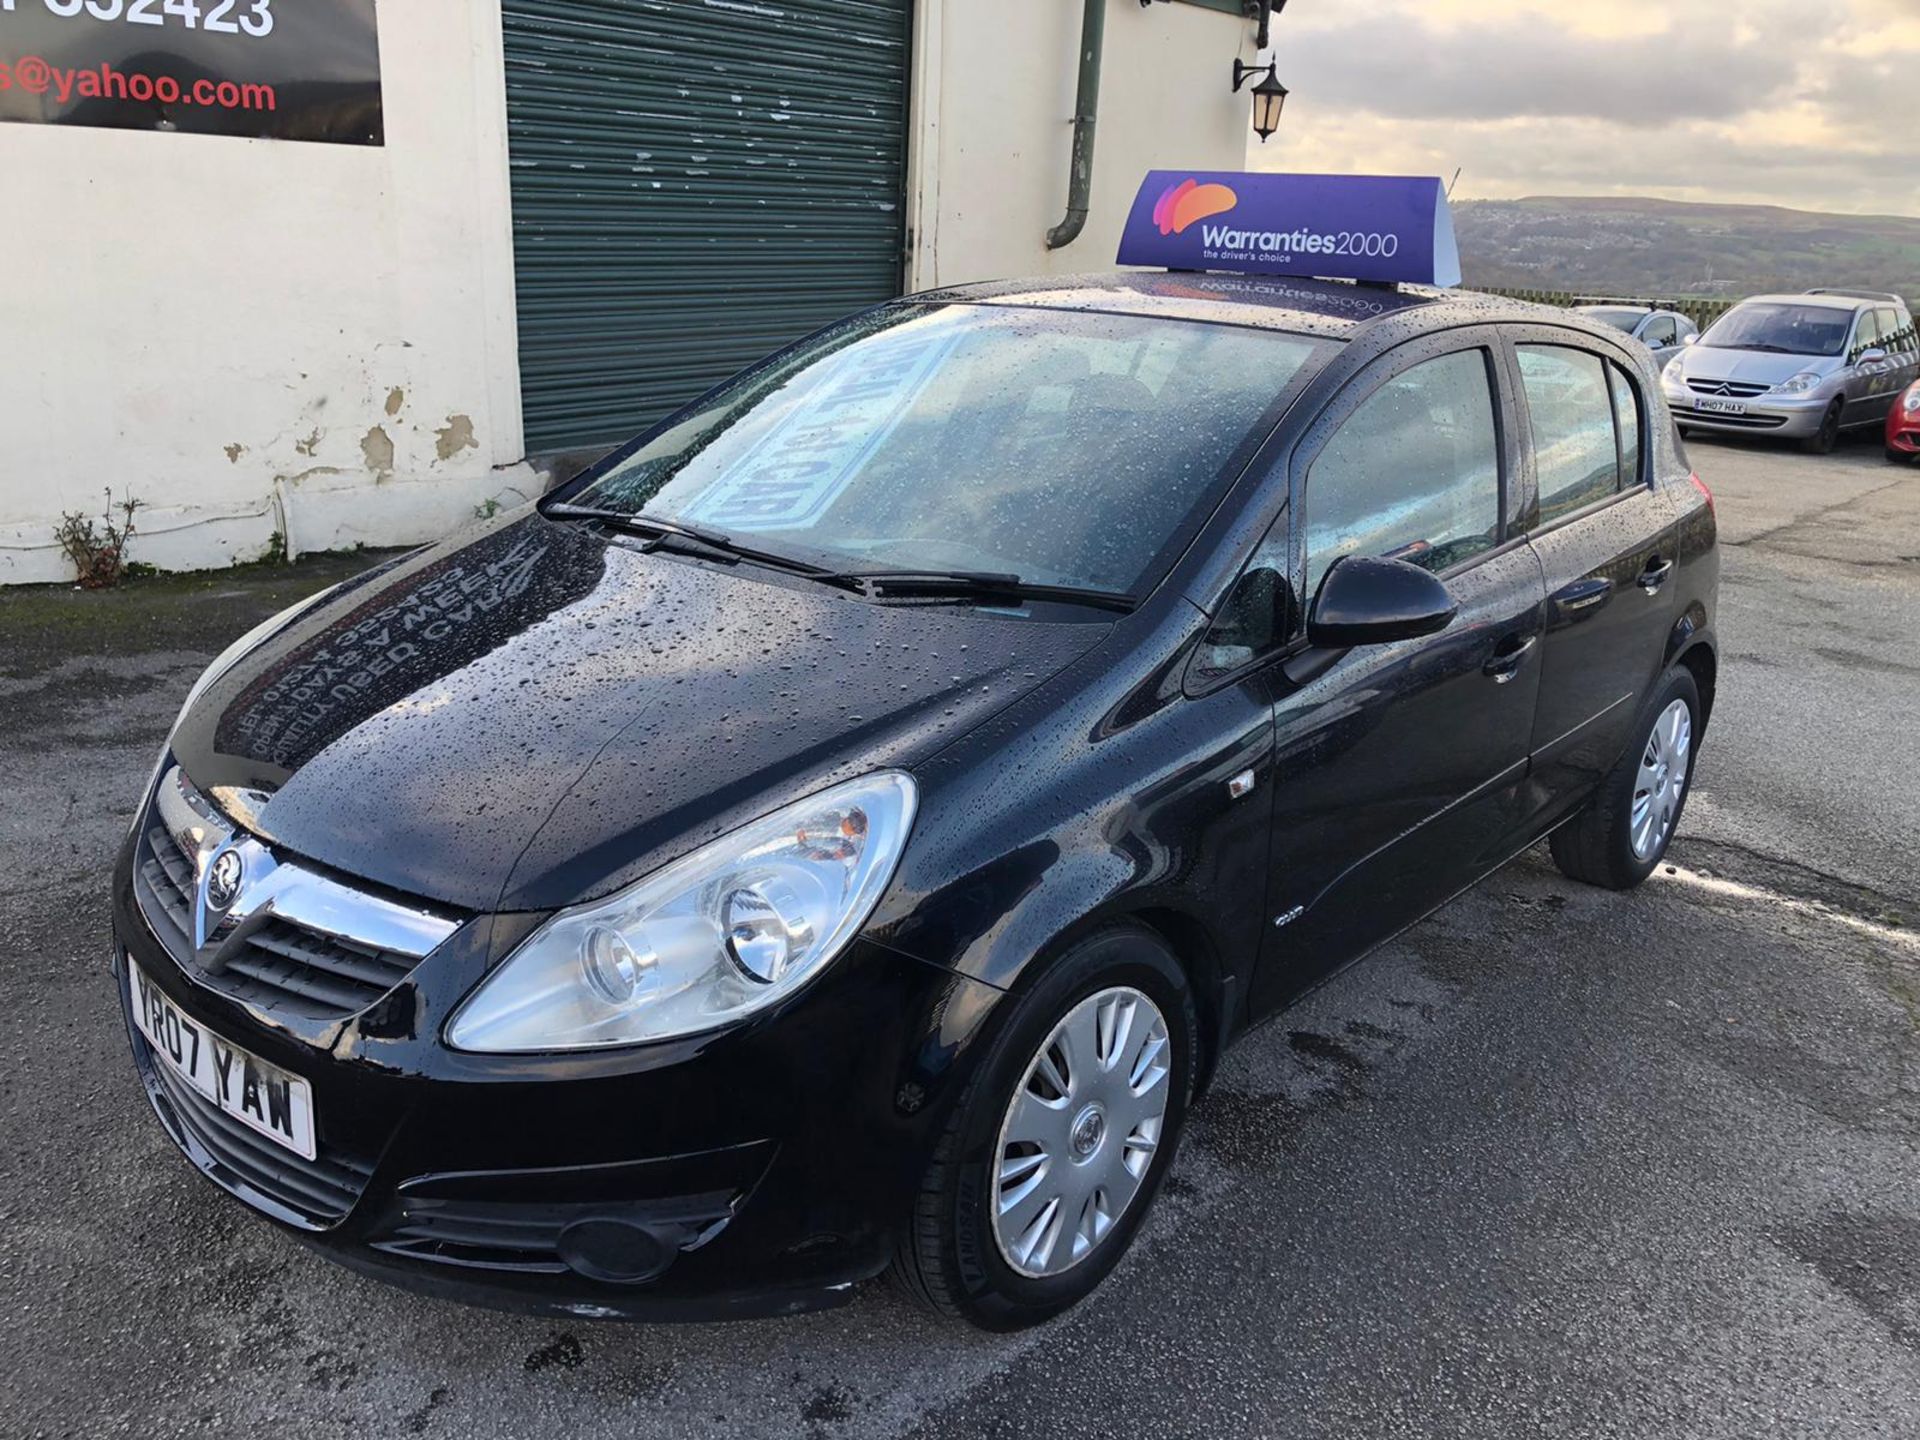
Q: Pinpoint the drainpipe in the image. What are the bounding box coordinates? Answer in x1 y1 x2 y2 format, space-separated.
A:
1045 0 1107 250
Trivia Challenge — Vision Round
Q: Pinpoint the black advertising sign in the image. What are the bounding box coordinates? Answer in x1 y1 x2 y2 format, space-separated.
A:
0 0 381 144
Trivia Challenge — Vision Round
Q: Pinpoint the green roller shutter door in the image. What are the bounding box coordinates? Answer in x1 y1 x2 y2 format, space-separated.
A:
502 0 912 455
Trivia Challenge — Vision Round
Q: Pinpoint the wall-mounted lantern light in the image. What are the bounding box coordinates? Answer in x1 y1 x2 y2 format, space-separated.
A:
1249 67 1288 142
1232 58 1289 143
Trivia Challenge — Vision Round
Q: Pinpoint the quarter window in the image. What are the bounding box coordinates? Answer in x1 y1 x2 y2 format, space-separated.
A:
1609 363 1642 488
1302 349 1501 600
1194 524 1294 681
1518 345 1630 526
1851 309 1881 361
1642 315 1678 347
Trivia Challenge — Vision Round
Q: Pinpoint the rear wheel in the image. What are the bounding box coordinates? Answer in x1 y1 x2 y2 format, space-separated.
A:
890 927 1197 1330
1550 666 1701 890
1802 399 1844 455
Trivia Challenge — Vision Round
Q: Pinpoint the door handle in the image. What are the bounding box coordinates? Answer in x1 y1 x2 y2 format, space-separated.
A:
1483 632 1538 683
1636 556 1674 593
1551 576 1613 620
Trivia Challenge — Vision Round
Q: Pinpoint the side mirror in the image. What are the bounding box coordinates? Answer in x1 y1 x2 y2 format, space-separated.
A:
1859 346 1889 365
1307 555 1458 649
1681 333 1698 346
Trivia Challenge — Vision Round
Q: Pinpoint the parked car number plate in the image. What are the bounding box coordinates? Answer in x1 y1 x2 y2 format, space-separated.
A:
1695 397 1748 415
128 959 318 1160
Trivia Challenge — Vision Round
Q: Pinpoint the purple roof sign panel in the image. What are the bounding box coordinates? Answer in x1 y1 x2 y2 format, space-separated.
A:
1117 171 1461 288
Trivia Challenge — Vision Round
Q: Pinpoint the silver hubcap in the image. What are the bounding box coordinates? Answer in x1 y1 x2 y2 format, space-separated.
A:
991 986 1173 1278
1632 698 1693 860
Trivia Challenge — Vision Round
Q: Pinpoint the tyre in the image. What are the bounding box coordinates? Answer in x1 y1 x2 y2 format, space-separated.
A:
890 926 1197 1330
1890 445 1914 465
1801 400 1843 455
1549 665 1701 891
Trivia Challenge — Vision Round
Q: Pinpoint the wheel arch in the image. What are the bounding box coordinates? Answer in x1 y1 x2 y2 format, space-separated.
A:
983 898 1237 1103
1664 611 1717 731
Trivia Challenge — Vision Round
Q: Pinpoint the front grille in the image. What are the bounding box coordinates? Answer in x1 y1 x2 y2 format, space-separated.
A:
1686 378 1773 398
1673 405 1789 429
139 819 195 936
374 1198 576 1273
371 1193 735 1275
136 1030 376 1227
134 805 432 1021
222 918 418 1016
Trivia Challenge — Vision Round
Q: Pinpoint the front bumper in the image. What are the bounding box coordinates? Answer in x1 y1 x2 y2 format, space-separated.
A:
1889 410 1920 455
1664 385 1831 439
111 834 1004 1321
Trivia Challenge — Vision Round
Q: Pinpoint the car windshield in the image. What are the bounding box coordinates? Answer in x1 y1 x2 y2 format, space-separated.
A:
1583 308 1647 335
564 303 1322 596
1700 302 1852 357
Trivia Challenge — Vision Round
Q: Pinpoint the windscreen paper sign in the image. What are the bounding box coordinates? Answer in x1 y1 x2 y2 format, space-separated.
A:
679 327 960 533
1117 172 1461 288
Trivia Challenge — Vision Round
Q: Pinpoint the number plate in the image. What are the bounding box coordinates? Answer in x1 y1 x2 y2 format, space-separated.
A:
128 959 317 1160
1695 397 1748 415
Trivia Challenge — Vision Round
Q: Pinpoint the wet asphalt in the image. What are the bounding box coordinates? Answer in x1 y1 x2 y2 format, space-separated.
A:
1 435 1916 1439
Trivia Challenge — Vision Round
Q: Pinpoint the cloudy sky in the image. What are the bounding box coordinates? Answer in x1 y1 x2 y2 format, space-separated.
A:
1252 0 1920 216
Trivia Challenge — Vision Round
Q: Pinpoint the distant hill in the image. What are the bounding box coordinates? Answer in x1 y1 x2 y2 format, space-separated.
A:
1454 196 1920 303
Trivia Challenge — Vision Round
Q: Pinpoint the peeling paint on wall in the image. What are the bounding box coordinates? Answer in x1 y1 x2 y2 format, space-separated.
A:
361 425 396 479
224 443 246 464
294 428 323 457
435 414 478 461
277 465 350 488
384 387 405 416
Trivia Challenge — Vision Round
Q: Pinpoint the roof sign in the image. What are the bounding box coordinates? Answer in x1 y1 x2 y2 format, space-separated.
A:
1117 171 1461 288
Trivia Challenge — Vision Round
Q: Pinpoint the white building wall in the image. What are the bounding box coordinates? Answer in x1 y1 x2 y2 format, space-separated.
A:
907 0 1253 291
0 0 531 586
1 0 1255 586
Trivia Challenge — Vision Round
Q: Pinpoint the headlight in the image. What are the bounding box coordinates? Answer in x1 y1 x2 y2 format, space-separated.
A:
1769 371 1824 395
1662 356 1685 383
446 772 918 1052
1904 386 1920 415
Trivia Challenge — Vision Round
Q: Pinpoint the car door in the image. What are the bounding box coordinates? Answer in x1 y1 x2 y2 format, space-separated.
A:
1843 309 1884 425
1507 330 1685 820
1228 334 1547 1014
1875 306 1916 416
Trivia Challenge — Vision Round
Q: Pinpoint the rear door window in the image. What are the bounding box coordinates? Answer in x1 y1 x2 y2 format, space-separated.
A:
1642 315 1677 347
1874 307 1906 355
1517 345 1628 526
1302 349 1502 600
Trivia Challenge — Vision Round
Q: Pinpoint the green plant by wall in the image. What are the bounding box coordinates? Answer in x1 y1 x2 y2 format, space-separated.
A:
54 489 142 589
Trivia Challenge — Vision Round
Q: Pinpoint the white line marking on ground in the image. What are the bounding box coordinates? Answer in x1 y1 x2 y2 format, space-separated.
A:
1656 863 1920 955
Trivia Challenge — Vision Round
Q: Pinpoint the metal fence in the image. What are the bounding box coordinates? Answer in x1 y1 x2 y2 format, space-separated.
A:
1476 287 1739 330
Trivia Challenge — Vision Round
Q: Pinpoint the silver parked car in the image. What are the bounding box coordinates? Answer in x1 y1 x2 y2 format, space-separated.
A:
1575 303 1699 368
1662 290 1920 454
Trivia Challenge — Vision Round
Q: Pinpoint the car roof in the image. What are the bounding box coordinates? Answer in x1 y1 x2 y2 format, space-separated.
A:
1740 292 1867 313
908 270 1604 344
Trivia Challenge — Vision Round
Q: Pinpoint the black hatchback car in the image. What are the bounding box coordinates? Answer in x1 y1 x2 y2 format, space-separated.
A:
115 271 1718 1330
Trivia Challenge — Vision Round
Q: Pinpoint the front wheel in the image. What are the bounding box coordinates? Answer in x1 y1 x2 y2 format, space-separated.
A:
1550 666 1701 890
1802 399 1844 455
1890 444 1914 465
890 927 1197 1330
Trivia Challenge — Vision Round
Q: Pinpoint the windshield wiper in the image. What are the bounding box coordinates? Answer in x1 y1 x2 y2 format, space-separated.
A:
838 568 1138 614
544 504 861 591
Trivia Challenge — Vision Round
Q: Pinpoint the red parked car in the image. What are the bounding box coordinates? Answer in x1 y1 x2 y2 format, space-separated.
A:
1891 379 1920 462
